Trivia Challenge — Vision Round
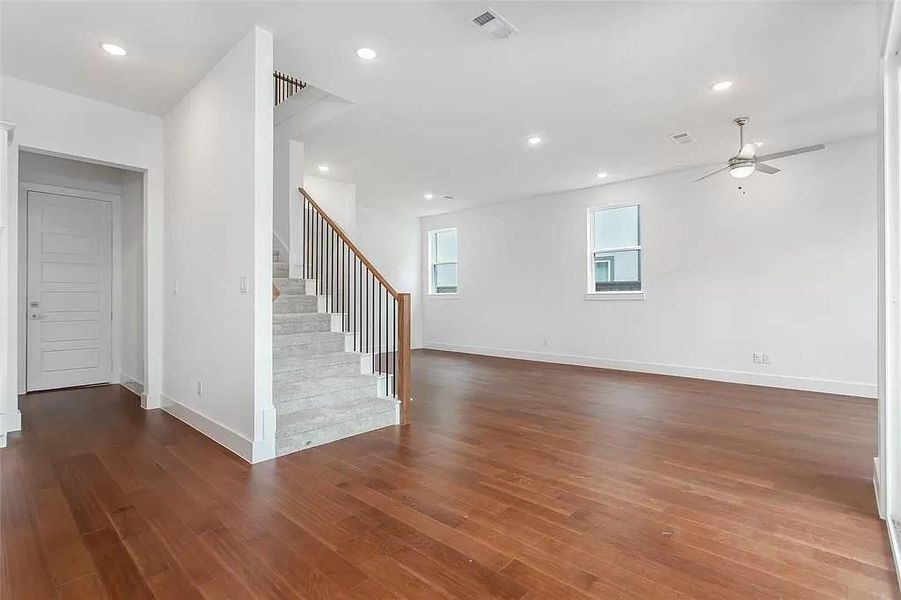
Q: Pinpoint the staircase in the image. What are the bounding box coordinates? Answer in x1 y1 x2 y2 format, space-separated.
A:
271 260 399 456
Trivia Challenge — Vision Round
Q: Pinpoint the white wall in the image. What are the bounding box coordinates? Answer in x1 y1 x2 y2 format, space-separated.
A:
16 152 144 392
356 204 423 349
304 175 356 233
162 27 274 463
1 76 165 449
273 129 303 269
421 135 878 397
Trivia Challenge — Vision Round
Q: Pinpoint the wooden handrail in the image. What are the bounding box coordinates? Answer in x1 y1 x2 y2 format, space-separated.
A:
299 187 399 297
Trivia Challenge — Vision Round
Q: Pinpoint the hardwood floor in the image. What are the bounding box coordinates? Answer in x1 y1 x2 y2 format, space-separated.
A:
1 349 897 599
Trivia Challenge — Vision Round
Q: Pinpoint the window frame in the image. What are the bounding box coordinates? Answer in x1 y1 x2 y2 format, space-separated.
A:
586 204 645 300
427 227 459 296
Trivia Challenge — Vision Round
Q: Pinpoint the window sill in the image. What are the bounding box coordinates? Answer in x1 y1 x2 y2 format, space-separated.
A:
428 293 460 300
584 291 645 301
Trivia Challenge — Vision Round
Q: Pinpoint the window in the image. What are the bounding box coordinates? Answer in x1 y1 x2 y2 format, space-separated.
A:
428 228 458 294
589 205 641 293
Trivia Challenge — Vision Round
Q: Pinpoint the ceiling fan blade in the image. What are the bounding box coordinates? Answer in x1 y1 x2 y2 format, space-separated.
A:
693 165 729 182
737 143 757 159
756 163 780 175
757 144 825 162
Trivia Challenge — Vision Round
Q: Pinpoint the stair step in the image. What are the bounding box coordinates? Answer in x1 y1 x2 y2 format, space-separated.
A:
273 313 338 334
273 330 343 345
275 384 380 413
273 350 364 375
273 262 289 277
274 359 362 382
275 398 398 456
273 372 380 399
273 295 319 314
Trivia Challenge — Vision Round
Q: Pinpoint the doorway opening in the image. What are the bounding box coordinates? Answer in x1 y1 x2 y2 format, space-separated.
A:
17 151 145 395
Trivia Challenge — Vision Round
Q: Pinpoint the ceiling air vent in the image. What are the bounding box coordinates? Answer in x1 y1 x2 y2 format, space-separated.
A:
472 8 518 40
670 132 694 146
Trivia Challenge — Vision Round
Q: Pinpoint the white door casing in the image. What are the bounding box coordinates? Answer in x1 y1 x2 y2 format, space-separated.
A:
26 191 112 391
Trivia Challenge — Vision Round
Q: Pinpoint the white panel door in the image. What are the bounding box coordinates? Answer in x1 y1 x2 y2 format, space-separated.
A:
27 191 112 391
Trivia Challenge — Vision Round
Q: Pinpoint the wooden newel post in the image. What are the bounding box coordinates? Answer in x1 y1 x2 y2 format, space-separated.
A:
397 293 412 424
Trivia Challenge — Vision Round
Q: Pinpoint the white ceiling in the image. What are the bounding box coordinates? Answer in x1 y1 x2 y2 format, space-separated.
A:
1 2 881 215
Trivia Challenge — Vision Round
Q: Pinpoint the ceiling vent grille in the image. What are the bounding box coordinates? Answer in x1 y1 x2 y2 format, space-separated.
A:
472 8 517 40
670 132 694 145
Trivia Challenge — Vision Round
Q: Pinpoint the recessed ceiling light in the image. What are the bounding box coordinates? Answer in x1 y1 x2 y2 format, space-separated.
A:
356 48 377 60
596 172 608 179
101 43 127 57
317 164 330 172
710 80 733 92
527 136 543 146
424 192 434 200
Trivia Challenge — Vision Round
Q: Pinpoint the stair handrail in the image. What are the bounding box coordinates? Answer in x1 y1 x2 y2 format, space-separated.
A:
298 187 412 424
300 188 398 296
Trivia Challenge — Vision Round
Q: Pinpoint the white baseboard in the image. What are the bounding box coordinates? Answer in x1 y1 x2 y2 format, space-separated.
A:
875 457 885 519
120 373 144 398
160 393 255 463
3 410 22 433
0 410 22 448
888 519 901 593
159 394 277 464
423 342 878 398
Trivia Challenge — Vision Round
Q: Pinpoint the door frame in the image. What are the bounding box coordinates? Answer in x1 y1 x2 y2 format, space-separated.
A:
880 0 901 590
18 181 125 392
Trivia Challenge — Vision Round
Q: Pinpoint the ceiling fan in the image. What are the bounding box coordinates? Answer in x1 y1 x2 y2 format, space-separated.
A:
694 117 825 182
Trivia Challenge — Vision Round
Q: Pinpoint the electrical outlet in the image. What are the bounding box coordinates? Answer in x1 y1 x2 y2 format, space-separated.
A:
543 338 550 347
172 280 179 296
753 352 771 364
197 380 203 396
240 275 248 294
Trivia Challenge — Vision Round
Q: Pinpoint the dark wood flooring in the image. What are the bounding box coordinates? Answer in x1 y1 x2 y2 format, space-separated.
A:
1 349 897 599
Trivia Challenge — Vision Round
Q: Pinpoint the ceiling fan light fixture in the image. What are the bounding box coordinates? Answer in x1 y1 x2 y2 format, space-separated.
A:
729 164 755 179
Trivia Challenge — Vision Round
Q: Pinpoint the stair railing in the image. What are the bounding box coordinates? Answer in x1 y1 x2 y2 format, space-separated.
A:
299 188 412 423
274 71 306 107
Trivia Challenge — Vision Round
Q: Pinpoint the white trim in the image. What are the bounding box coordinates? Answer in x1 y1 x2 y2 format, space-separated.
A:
888 519 901 592
423 341 877 398
120 372 144 399
427 292 460 300
876 456 886 519
0 410 22 449
160 393 256 463
2 410 22 433
584 291 645 301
